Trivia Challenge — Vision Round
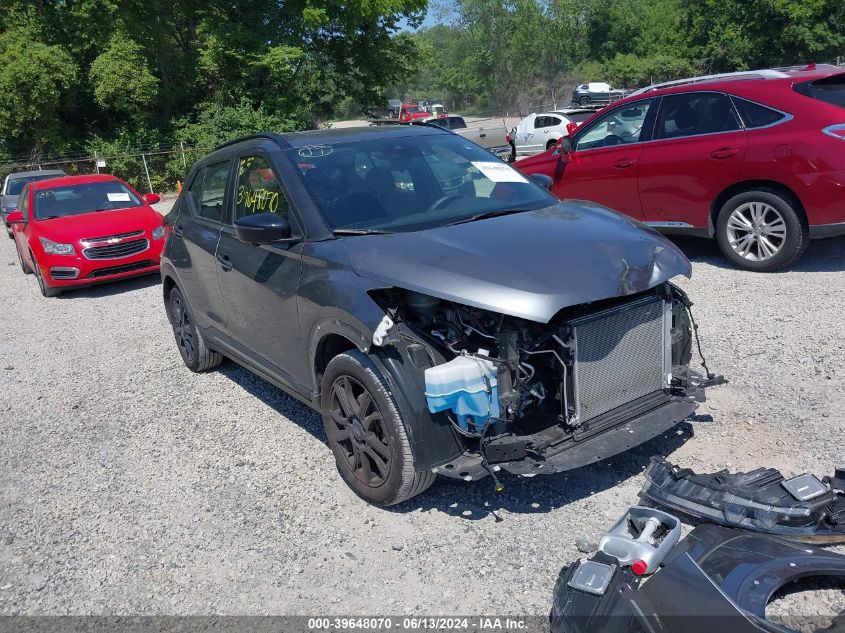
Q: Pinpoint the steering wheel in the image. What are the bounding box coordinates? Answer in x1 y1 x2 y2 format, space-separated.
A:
429 194 464 212
603 134 624 147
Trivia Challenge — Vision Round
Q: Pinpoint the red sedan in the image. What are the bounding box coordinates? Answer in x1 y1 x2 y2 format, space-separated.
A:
515 64 845 271
7 174 165 297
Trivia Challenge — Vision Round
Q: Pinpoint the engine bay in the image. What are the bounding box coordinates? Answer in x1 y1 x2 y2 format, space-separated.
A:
370 282 715 480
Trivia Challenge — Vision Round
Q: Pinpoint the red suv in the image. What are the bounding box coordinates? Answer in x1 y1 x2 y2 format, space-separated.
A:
515 64 845 271
7 174 165 296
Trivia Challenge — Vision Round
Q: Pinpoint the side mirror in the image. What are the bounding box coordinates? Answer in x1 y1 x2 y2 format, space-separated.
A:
530 174 553 191
5 210 24 224
566 122 579 137
145 193 161 205
235 211 296 245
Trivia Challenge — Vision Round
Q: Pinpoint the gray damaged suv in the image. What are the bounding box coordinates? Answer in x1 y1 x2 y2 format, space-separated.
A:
161 125 720 506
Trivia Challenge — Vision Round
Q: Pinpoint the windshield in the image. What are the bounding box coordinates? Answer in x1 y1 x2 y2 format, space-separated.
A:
5 173 63 196
33 181 143 220
404 106 423 114
289 134 555 233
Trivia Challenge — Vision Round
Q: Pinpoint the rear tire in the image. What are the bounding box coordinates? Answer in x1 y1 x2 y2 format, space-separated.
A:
715 189 807 272
579 96 591 106
321 350 436 506
166 286 223 372
32 255 61 297
546 139 557 150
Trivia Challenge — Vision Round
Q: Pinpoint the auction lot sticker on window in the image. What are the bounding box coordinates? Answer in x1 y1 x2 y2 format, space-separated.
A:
472 161 528 183
107 192 131 202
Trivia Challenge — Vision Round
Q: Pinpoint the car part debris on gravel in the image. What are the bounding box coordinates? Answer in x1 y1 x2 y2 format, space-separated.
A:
551 508 845 633
639 457 845 544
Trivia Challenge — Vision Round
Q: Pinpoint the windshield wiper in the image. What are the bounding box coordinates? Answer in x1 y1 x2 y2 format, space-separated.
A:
443 207 531 227
332 228 392 236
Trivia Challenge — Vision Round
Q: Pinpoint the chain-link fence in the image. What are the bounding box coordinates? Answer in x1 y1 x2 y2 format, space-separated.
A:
0 143 215 195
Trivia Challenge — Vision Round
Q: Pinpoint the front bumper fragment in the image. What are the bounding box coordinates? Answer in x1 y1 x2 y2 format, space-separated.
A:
551 516 845 633
639 457 845 544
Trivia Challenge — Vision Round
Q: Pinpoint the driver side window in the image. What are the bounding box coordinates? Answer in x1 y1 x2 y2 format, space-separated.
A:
574 99 654 151
234 155 291 222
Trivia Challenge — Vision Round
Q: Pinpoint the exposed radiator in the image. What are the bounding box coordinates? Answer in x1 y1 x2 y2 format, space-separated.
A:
570 295 670 425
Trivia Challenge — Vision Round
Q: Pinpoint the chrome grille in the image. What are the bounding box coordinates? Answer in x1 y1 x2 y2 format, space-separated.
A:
570 296 668 425
83 238 149 260
81 230 144 243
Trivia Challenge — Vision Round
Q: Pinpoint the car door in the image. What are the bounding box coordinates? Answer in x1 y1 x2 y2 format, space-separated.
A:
637 91 747 229
215 152 307 389
553 98 657 220
174 160 231 331
537 115 563 150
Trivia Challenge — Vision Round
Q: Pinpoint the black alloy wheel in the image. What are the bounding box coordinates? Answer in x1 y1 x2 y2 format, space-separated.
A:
327 374 392 487
170 291 196 365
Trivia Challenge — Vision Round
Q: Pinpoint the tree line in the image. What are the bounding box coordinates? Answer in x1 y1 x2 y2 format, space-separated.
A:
399 0 844 113
0 0 842 161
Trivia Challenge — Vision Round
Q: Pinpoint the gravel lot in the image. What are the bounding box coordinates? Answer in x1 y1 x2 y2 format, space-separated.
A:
1 197 843 620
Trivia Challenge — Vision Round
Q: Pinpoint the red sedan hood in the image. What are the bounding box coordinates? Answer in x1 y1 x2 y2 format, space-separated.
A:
35 205 163 242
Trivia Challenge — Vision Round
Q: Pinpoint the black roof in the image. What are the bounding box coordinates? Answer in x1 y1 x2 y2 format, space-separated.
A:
213 123 448 153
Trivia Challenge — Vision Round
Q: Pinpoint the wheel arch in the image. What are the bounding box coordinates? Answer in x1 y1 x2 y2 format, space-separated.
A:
313 331 362 392
711 180 808 236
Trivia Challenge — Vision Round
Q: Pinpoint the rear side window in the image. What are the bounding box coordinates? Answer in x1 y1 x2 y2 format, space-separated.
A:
655 92 741 139
731 97 788 128
794 73 845 109
234 155 291 222
189 161 229 223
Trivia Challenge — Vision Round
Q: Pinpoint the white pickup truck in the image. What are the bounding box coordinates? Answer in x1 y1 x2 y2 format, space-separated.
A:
424 115 511 160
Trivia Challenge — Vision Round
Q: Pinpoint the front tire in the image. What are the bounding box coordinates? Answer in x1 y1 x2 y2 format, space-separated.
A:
546 139 557 150
715 189 807 272
32 255 60 297
321 350 436 506
16 244 32 274
579 96 591 106
166 286 223 372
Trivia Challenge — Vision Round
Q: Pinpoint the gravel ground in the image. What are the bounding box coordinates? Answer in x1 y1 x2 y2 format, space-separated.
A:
1 197 843 620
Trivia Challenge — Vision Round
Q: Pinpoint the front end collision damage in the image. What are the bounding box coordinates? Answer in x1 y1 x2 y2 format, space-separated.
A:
300 201 723 482
551 508 845 633
640 457 845 544
363 280 722 482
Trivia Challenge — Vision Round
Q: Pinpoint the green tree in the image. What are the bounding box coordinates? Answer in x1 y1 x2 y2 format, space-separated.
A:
90 33 159 121
0 25 77 154
682 0 845 71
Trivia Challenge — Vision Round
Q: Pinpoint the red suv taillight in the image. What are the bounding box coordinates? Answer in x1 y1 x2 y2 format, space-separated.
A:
822 124 845 139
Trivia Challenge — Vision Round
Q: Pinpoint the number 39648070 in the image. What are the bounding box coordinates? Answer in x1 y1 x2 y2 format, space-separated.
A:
237 186 279 213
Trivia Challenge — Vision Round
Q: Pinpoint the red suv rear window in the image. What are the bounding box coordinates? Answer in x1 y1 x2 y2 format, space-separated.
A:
794 73 845 109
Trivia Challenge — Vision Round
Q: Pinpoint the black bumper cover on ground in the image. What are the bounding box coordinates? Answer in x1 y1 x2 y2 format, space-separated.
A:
551 523 845 633
639 457 845 544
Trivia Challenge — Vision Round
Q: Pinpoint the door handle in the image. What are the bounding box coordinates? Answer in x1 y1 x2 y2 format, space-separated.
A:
479 133 486 138
710 147 739 159
174 224 184 237
614 159 636 168
217 254 233 271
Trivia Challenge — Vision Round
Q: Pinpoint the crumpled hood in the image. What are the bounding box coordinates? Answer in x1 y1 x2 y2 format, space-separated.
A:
1 194 18 211
344 200 691 323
